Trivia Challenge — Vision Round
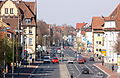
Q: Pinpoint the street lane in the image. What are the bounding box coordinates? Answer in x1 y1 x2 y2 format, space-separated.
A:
31 63 60 78
64 48 108 78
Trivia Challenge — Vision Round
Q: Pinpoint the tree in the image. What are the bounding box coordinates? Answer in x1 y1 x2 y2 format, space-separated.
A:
114 33 120 54
37 20 50 46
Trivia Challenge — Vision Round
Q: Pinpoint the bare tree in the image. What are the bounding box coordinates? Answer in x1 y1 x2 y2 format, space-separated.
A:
114 33 120 54
37 20 50 46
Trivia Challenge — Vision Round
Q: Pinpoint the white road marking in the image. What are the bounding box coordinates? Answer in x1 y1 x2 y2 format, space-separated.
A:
74 64 81 78
84 64 94 74
93 64 110 78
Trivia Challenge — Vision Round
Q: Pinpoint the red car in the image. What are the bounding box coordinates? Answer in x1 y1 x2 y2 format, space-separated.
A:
51 57 59 63
78 58 86 64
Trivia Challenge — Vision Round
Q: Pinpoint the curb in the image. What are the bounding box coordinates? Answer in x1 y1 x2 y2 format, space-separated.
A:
93 64 110 78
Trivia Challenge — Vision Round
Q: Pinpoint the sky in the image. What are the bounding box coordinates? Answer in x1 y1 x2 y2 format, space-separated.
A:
29 0 120 26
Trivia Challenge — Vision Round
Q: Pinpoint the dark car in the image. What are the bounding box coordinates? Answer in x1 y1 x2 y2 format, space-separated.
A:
81 68 89 74
89 57 94 61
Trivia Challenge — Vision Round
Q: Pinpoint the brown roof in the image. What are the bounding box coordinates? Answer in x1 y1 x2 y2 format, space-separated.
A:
92 17 104 29
109 3 120 28
104 28 120 31
76 23 87 29
0 1 36 26
103 17 115 21
2 18 19 30
17 2 34 18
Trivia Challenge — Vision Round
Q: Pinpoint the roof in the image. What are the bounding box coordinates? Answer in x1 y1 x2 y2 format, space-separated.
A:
17 2 34 18
0 19 10 27
0 1 36 27
92 17 104 29
76 23 87 29
109 3 120 28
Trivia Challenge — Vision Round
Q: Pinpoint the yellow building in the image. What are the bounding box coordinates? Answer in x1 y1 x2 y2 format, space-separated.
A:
92 17 104 56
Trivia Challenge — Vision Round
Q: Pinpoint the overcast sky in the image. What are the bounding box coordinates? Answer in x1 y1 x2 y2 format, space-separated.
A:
36 0 120 26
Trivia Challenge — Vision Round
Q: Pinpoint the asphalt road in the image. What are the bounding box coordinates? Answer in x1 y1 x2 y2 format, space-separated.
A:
30 63 60 78
64 48 108 78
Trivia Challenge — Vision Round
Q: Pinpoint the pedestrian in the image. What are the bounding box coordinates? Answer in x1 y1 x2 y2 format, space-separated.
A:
112 65 114 72
102 61 104 66
71 74 73 78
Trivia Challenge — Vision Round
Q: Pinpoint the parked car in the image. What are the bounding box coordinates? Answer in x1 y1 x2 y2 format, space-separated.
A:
67 60 74 64
51 57 59 63
43 56 51 63
89 57 94 61
81 68 89 74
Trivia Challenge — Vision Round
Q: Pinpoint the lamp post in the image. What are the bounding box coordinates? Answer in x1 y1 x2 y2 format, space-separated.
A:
12 33 15 78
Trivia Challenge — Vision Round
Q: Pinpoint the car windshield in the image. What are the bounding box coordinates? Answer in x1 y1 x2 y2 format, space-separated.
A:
44 57 49 59
53 58 58 59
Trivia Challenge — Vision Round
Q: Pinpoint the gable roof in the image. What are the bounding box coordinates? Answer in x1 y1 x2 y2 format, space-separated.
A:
92 17 104 29
109 3 120 28
17 2 34 18
76 23 87 29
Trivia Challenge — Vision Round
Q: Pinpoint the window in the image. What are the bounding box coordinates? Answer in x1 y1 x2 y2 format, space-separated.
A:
96 41 98 44
29 38 32 45
7 34 11 38
10 8 13 14
96 49 98 51
99 49 102 52
99 41 101 44
29 27 32 34
5 8 8 14
25 18 31 24
98 34 100 36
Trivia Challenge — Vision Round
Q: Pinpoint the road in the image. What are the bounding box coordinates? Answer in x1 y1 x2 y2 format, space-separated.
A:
64 48 108 78
30 63 60 78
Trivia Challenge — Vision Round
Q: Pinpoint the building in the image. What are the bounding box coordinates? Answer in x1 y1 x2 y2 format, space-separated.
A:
92 17 104 57
0 0 37 61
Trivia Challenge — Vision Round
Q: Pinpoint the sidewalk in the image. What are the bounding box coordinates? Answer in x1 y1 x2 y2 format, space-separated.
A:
94 63 120 78
59 63 70 78
6 61 41 78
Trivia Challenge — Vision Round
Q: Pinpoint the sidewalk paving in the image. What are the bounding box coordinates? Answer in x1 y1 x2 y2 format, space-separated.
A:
94 63 120 78
59 63 70 78
6 61 41 78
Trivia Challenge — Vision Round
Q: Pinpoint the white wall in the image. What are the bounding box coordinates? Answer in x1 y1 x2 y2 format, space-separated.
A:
104 31 118 63
104 21 116 28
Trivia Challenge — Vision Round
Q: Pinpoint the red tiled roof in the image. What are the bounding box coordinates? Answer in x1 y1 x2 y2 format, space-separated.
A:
104 28 120 31
92 17 104 29
17 2 34 18
109 3 120 28
76 23 87 29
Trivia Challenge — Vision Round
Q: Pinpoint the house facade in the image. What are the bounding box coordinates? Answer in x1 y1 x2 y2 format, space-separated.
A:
0 0 37 61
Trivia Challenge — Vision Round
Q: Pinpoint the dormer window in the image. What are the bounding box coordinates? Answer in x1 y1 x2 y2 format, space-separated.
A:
5 8 8 14
10 8 13 14
25 18 31 24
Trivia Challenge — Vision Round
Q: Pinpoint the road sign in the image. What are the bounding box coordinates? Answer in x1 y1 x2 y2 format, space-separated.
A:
101 49 106 56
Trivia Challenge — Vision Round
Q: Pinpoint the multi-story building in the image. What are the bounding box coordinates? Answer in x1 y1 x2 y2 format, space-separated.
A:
0 0 37 61
92 17 104 56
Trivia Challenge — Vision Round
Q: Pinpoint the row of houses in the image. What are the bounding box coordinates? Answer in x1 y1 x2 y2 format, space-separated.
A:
0 0 37 62
75 3 120 72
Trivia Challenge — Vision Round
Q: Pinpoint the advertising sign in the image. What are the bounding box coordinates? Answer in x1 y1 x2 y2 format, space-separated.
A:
101 49 106 56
